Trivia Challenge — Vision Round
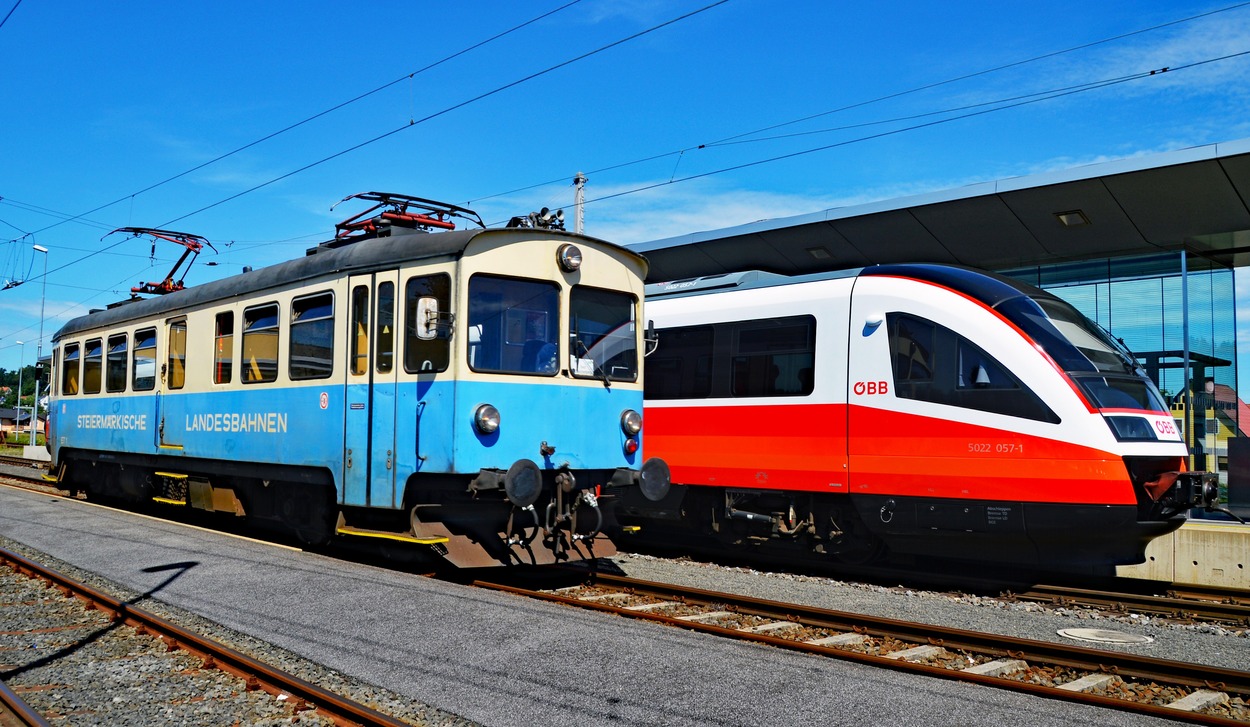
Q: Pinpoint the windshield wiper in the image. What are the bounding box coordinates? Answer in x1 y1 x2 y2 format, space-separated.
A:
572 333 610 388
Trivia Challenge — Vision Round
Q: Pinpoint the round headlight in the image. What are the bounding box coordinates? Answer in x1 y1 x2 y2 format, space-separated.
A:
557 243 582 272
474 404 500 434
621 409 642 435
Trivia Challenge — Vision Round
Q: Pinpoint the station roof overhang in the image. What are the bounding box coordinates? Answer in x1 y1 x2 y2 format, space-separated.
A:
630 138 1250 283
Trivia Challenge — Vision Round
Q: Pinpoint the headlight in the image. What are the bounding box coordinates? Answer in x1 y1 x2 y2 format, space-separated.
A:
474 404 500 434
557 243 582 272
621 409 642 435
1105 415 1157 442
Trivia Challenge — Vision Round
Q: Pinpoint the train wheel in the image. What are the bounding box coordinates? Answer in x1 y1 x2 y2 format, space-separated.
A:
831 534 886 565
281 484 336 546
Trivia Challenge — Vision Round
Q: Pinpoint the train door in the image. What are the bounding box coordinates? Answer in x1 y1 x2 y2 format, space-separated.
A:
846 278 919 500
343 273 399 507
158 319 188 450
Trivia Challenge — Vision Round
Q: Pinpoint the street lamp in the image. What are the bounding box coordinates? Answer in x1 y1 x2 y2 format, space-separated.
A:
31 244 46 447
14 340 23 445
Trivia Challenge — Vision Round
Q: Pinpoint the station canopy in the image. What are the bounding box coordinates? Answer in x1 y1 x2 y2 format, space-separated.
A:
631 138 1250 283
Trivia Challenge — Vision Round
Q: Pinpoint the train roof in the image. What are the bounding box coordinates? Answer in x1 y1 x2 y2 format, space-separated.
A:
55 226 639 340
646 262 1061 309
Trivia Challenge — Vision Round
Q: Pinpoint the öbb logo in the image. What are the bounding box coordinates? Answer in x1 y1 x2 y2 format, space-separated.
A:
854 381 889 396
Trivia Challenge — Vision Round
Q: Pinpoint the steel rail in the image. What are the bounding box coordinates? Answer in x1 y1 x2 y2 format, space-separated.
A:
0 547 410 727
0 680 52 727
475 572 1250 725
1009 583 1250 625
1168 584 1250 607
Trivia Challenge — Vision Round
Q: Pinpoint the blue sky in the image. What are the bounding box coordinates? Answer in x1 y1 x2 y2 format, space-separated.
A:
2 0 1249 378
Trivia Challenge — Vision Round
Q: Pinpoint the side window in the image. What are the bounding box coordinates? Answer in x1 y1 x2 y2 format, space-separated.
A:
376 282 395 374
214 312 234 384
887 312 1058 423
106 333 128 393
730 317 815 397
351 285 369 376
404 274 451 373
83 338 103 394
62 343 80 395
133 328 157 391
644 325 714 400
889 315 934 384
957 339 1015 390
290 292 334 380
168 321 187 390
51 347 61 397
242 303 279 384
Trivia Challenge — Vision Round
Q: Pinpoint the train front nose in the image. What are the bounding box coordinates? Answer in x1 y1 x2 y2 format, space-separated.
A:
1128 458 1221 518
1143 470 1220 511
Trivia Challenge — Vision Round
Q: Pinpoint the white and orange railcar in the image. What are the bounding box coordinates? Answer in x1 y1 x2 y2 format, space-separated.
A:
622 264 1217 566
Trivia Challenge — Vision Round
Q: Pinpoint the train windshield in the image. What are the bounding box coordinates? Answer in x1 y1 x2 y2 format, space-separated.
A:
570 287 638 382
996 294 1168 412
467 275 560 375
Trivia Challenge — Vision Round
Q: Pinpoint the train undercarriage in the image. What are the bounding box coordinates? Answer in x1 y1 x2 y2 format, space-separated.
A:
52 451 619 568
610 473 1217 569
612 484 888 565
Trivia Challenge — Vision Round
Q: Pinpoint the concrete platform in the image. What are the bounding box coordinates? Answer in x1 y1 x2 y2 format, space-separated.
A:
1117 518 1249 588
0 484 1185 727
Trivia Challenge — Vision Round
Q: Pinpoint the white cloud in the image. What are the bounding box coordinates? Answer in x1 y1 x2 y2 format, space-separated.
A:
1028 9 1250 105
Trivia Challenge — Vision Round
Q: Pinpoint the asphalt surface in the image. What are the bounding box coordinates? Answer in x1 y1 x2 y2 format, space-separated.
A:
0 483 1188 727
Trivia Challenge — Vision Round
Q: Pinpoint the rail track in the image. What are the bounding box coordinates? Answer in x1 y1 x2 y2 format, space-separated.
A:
5 459 1250 722
8 455 1250 613
0 546 409 726
4 461 1249 629
0 680 49 727
475 571 1250 724
1003 582 1250 627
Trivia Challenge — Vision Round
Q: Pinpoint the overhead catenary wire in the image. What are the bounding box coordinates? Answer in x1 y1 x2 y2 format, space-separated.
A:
2 0 731 290
575 51 1250 210
0 0 733 352
467 0 1250 206
0 0 21 33
156 0 731 230
2 0 588 245
2 1 1246 357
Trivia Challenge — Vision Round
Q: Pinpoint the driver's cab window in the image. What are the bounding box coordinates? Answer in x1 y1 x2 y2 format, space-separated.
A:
467 275 559 376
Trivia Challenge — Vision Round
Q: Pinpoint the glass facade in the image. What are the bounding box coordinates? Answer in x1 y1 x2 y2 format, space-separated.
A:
1003 253 1238 501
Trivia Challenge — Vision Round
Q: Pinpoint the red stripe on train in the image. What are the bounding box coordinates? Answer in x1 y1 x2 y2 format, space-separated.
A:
646 403 1136 505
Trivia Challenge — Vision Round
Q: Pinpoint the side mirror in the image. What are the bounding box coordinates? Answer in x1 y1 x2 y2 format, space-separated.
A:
416 297 440 340
644 319 659 357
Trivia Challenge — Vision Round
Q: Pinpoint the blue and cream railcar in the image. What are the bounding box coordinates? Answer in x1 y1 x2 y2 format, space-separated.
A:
47 195 669 566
